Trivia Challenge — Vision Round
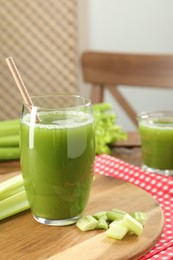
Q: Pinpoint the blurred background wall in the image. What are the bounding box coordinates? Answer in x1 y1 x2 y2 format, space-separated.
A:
78 0 173 131
0 0 79 120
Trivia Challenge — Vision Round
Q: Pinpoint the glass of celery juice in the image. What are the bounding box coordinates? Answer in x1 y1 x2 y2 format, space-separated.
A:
137 111 173 176
20 95 95 226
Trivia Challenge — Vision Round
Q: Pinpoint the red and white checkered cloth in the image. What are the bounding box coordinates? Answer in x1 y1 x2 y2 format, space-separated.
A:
94 154 173 260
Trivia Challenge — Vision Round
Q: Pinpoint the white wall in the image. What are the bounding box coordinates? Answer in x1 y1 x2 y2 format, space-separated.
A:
78 0 173 131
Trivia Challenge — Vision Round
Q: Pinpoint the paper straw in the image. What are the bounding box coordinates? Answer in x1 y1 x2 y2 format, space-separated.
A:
6 57 40 122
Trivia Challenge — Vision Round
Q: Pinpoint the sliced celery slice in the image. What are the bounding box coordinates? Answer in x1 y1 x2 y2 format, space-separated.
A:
109 219 123 228
131 211 148 226
122 213 143 236
93 211 107 220
76 215 98 231
96 219 108 230
106 209 126 221
105 221 128 240
112 208 127 218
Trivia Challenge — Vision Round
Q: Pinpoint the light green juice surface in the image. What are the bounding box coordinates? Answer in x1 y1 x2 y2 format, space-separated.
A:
139 121 173 170
20 111 95 220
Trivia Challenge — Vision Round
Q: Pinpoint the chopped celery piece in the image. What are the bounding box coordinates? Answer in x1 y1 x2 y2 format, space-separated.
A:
106 210 125 221
131 211 148 226
109 219 123 228
96 219 108 230
0 174 24 200
105 221 128 240
76 215 98 231
93 211 107 220
0 147 20 160
76 209 146 239
122 213 143 236
0 190 30 220
112 209 127 219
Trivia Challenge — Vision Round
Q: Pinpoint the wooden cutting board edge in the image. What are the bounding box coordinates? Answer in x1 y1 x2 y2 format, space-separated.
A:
47 175 164 260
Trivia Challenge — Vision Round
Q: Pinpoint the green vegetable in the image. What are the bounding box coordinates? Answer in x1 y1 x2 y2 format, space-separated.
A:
92 103 127 154
131 211 148 226
122 213 144 236
105 220 128 240
0 135 19 147
0 119 20 160
0 175 23 200
96 218 108 230
0 190 29 220
0 147 20 161
0 174 30 220
106 209 126 221
0 119 19 137
93 211 107 220
76 215 98 231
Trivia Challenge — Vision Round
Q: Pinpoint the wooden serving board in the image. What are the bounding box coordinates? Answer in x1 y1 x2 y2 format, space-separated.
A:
0 173 164 260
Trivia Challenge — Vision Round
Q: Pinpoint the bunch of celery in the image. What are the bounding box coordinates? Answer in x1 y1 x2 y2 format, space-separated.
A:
0 174 29 220
0 119 20 160
92 103 127 154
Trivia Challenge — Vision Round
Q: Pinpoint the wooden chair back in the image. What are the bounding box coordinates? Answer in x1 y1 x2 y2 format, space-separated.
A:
81 51 173 126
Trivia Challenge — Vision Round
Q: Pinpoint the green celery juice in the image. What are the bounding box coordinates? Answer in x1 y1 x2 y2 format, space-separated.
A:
20 111 95 220
139 121 173 170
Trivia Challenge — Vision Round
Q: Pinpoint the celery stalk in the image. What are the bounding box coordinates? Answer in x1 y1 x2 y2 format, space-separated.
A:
0 135 19 147
1 185 25 201
0 119 19 137
0 119 19 126
0 147 20 160
0 174 24 199
0 175 30 220
0 190 30 220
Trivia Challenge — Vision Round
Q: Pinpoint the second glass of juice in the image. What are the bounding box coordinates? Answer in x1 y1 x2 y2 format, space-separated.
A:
137 111 173 176
20 94 95 226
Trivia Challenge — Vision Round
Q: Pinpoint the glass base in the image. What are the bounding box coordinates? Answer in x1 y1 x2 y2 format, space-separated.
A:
142 164 173 177
33 215 80 226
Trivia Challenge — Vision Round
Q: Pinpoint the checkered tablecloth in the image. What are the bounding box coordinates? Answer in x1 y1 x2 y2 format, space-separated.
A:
94 154 173 260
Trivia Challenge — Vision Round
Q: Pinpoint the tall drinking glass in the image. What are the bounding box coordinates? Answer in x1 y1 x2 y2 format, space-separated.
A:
20 95 95 226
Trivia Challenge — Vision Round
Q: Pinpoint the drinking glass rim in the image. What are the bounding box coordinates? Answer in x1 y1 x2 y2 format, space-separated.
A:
137 110 173 126
23 94 92 111
137 110 173 119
